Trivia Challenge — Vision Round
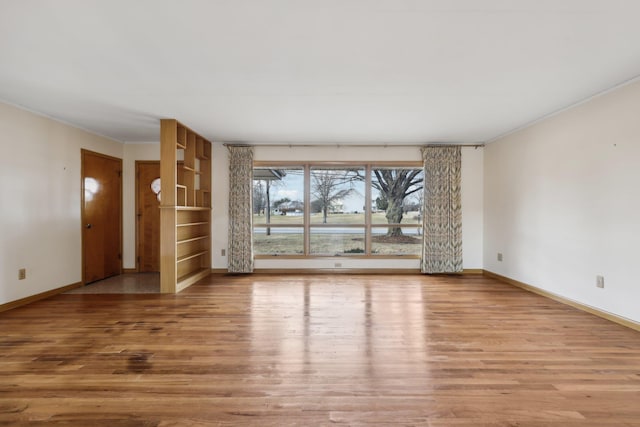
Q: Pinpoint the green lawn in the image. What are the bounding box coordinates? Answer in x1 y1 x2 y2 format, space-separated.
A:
253 211 422 255
254 232 421 256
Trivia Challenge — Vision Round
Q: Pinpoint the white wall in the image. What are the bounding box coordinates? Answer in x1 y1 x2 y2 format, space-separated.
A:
484 80 640 323
0 102 123 305
211 142 229 269
0 101 483 306
122 143 160 269
211 144 484 270
461 147 484 269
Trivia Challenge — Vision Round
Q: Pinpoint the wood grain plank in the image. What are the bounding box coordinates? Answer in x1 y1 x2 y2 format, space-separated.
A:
1 274 639 425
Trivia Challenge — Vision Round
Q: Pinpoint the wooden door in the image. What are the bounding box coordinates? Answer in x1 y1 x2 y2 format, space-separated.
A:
136 161 161 272
82 150 122 283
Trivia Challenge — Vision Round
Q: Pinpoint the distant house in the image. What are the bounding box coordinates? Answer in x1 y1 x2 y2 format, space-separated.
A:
275 200 304 215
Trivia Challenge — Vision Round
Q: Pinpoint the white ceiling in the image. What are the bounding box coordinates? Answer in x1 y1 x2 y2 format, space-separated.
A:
1 0 640 145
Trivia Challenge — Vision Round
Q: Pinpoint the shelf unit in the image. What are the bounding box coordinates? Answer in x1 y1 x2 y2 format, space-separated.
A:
160 119 212 293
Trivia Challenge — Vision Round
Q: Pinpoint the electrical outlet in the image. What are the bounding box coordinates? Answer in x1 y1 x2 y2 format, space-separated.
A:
596 275 604 288
221 249 226 256
334 262 342 268
18 268 26 280
497 253 503 262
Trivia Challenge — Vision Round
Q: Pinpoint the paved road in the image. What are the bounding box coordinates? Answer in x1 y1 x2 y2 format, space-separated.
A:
254 226 421 236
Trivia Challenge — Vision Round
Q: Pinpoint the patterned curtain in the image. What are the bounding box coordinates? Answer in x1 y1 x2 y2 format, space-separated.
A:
421 146 463 273
227 145 254 273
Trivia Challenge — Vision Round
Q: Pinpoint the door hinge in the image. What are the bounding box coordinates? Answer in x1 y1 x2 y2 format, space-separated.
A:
137 256 141 263
118 253 122 260
118 170 122 177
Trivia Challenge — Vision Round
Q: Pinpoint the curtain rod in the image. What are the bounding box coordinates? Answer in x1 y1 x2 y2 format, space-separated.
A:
223 143 485 148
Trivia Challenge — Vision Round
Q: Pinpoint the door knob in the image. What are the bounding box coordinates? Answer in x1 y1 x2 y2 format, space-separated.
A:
86 224 92 229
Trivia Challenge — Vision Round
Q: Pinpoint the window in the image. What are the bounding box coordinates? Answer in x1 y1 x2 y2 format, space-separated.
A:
253 167 304 255
253 163 423 257
370 167 424 255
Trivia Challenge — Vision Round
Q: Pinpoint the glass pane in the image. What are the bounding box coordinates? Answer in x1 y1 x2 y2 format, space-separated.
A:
371 226 422 255
310 228 365 255
253 168 305 225
371 168 424 225
254 227 304 255
310 167 365 224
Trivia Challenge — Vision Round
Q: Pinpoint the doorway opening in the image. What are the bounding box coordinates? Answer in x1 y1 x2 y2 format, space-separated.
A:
136 161 161 272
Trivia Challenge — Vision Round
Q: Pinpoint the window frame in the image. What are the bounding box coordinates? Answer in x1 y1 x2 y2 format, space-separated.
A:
253 161 423 259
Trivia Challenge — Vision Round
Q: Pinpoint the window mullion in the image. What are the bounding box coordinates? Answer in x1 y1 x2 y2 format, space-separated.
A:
304 164 310 256
365 164 372 255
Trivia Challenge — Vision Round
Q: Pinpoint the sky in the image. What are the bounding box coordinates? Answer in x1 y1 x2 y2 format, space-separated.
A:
271 169 367 212
258 167 423 212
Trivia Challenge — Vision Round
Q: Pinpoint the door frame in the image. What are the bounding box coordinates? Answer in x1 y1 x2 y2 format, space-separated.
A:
81 149 123 284
135 160 161 272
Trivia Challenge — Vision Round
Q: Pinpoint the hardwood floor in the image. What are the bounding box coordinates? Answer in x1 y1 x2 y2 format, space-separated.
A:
1 274 639 426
